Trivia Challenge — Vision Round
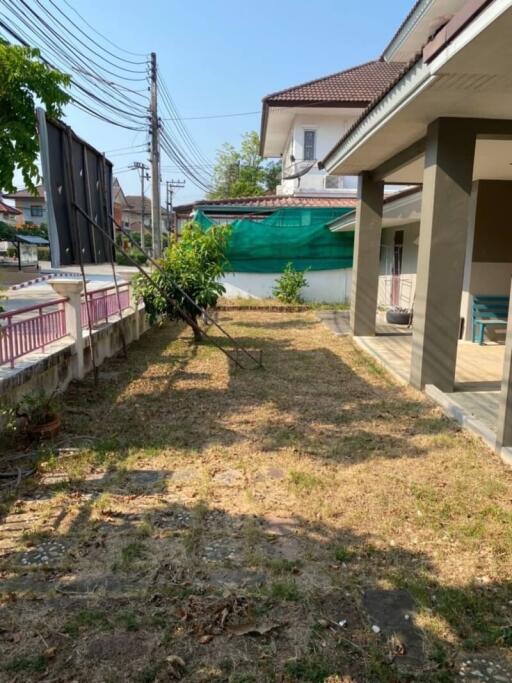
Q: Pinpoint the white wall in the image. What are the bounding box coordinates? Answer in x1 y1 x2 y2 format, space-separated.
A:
221 269 352 303
279 113 359 196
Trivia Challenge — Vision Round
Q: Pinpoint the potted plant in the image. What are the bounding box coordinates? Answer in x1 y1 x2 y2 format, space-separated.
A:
16 389 61 440
386 306 413 326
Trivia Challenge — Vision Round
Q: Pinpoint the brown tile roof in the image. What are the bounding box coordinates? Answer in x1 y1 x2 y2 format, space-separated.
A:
4 185 45 199
0 198 21 215
320 55 423 169
175 195 358 215
263 60 406 106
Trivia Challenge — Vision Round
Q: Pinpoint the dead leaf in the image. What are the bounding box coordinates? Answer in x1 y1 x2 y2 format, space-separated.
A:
166 655 186 668
45 646 57 659
198 634 213 644
226 622 282 636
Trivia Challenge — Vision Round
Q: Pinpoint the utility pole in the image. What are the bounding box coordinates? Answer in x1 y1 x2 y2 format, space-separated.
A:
166 179 185 237
150 52 162 258
130 162 149 251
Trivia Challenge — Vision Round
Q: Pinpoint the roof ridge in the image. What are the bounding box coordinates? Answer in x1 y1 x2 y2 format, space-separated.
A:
262 60 393 102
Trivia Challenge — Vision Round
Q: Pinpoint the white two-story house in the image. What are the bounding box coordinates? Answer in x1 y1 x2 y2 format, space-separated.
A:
260 60 405 197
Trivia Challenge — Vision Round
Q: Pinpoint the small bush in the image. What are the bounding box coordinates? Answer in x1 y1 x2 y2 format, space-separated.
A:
116 249 147 266
272 262 309 304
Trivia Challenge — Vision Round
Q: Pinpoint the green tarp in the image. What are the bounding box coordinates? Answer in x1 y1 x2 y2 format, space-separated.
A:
194 207 354 273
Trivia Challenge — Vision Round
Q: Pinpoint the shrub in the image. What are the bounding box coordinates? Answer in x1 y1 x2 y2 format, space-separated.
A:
116 249 147 266
272 262 309 304
134 221 231 341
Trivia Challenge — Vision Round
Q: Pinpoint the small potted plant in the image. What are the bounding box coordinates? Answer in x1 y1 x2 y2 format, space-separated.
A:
16 389 61 440
386 306 413 326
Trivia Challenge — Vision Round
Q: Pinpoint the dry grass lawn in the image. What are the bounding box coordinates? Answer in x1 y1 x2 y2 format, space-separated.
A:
1 310 512 682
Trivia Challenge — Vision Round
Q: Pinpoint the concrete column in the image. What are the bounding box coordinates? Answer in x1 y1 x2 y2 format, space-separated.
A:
49 278 85 379
460 181 479 341
350 171 384 336
410 119 476 391
496 278 512 450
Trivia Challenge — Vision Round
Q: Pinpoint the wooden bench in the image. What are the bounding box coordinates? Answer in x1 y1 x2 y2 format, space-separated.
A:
472 295 509 344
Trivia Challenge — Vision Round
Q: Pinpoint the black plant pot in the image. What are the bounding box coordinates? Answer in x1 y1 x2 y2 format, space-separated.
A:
386 309 412 326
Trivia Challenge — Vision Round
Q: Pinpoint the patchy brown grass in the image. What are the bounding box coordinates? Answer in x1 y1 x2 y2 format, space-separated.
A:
1 311 512 682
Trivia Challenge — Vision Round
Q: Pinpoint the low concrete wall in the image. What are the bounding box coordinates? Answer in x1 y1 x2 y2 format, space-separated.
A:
0 305 149 407
221 269 352 303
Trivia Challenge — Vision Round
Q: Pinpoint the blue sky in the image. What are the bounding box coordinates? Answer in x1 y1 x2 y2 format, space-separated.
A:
39 0 412 205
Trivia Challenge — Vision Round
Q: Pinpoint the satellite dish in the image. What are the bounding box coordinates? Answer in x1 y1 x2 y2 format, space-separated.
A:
282 160 316 180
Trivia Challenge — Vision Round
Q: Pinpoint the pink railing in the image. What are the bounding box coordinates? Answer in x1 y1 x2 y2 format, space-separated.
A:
0 299 68 368
81 283 130 328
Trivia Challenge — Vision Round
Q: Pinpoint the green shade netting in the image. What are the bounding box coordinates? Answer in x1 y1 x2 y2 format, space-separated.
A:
194 207 354 273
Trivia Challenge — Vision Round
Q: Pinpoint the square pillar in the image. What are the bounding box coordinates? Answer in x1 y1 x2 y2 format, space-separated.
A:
496 278 512 450
410 119 476 391
350 171 384 336
48 278 85 379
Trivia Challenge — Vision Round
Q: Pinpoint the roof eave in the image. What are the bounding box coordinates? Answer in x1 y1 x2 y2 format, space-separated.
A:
321 60 431 175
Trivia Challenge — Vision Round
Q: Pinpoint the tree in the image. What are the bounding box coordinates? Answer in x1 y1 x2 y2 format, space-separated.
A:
0 39 70 194
208 131 281 199
134 222 231 341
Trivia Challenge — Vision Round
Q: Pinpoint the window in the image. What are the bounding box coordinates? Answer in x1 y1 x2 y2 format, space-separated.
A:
30 205 43 217
325 175 343 189
303 130 316 161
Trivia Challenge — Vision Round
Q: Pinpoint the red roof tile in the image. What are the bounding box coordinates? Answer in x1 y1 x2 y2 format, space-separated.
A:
0 198 21 215
175 195 358 214
4 185 45 199
263 60 406 106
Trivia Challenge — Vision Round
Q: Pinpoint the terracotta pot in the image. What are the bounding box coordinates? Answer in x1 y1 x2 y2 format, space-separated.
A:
28 414 61 440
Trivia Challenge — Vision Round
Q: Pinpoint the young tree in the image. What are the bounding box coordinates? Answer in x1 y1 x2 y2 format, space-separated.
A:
208 131 281 199
134 222 231 341
0 39 70 194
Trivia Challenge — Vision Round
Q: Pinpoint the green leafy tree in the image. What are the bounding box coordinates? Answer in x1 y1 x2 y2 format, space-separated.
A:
273 262 310 304
134 222 231 341
0 38 70 194
208 131 281 199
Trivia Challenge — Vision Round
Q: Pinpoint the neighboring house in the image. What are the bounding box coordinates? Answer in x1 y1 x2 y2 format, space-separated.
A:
321 0 512 456
0 196 21 226
113 177 130 229
260 61 406 197
4 185 47 226
174 195 357 302
123 195 169 234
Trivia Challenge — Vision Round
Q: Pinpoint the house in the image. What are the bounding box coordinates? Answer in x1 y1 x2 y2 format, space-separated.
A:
320 0 512 459
174 195 357 302
4 185 47 226
260 61 406 198
122 195 169 234
113 177 130 229
0 196 21 226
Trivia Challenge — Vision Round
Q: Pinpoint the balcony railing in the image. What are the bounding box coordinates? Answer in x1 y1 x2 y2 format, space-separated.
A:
81 283 130 328
0 299 67 368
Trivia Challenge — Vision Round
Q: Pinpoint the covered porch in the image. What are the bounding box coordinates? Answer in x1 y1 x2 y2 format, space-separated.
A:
355 317 506 454
321 0 512 462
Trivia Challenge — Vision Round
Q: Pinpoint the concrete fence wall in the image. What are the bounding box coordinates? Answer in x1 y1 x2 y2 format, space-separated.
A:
0 279 150 407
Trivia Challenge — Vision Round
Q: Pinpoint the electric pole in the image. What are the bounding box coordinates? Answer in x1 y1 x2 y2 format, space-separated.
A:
150 52 162 258
166 179 185 237
129 161 149 251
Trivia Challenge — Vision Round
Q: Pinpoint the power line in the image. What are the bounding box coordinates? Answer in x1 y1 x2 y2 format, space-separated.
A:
161 110 261 121
60 0 148 59
0 3 149 128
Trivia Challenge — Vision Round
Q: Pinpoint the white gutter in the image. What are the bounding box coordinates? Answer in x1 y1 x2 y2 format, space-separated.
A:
330 189 422 232
382 0 435 61
323 60 434 174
